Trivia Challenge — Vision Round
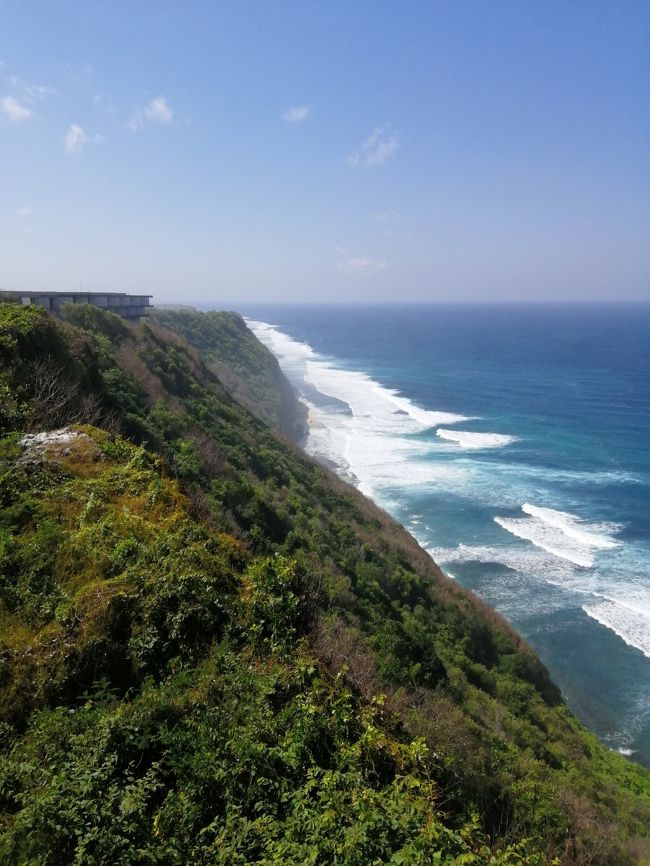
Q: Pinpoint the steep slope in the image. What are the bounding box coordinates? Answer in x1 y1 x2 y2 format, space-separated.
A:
148 307 307 441
1 302 649 865
0 427 508 865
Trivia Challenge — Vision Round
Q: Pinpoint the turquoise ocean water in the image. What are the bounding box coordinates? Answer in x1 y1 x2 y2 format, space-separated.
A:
216 303 650 764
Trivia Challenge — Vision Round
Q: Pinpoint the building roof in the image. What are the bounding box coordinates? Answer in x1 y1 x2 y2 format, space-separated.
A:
4 291 153 298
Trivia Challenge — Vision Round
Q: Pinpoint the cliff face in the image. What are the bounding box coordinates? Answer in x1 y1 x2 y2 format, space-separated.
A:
1 302 649 865
148 308 307 442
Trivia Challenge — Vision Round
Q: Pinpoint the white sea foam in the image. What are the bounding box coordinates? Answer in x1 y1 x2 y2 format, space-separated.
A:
583 599 650 660
494 503 621 568
427 542 578 586
247 318 470 499
302 360 467 431
426 541 581 619
246 319 315 371
429 539 650 659
450 459 641 490
377 388 469 429
494 516 595 567
248 318 639 509
521 503 621 550
249 317 649 664
436 429 518 449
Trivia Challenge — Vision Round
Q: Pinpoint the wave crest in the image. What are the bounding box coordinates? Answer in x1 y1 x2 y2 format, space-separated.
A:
583 599 650 660
436 429 518 449
494 503 621 569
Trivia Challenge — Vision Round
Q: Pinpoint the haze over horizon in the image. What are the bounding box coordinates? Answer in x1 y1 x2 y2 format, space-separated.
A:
1 1 648 304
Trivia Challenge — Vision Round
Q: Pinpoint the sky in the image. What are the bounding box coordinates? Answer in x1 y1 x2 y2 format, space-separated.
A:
1 1 649 304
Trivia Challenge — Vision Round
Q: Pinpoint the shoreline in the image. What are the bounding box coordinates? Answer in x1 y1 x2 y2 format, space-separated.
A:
246 311 650 766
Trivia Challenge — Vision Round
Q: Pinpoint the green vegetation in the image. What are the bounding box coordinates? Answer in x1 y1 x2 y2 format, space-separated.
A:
148 308 306 440
1 302 649 864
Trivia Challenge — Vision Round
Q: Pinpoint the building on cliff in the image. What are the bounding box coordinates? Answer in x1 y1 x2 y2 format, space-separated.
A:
0 291 152 320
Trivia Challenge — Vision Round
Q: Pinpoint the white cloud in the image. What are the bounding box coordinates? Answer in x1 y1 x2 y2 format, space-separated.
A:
23 83 57 100
282 105 311 123
2 95 32 122
339 256 387 274
374 209 399 224
144 96 173 123
128 95 173 131
64 124 89 153
17 206 33 217
1 73 56 123
349 125 399 167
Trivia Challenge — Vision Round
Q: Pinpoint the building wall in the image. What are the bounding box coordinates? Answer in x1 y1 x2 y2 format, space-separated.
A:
1 292 152 320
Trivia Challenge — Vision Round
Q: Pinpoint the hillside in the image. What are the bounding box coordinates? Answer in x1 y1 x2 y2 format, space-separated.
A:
1 302 649 865
148 308 307 441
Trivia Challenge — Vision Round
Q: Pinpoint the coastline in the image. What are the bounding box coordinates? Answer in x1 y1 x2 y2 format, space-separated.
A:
244 308 650 765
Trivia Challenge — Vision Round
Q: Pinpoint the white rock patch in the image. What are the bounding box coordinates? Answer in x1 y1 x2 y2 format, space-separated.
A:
20 428 81 450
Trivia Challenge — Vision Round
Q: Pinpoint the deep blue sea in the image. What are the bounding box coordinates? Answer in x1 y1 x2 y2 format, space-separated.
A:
216 303 650 764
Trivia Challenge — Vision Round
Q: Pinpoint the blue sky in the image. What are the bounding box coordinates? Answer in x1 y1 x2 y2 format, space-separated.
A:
1 1 648 303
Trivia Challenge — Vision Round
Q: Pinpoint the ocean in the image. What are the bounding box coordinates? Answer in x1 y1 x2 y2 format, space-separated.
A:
217 303 650 764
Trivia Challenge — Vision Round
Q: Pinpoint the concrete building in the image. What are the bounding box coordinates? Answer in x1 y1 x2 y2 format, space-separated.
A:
1 291 152 320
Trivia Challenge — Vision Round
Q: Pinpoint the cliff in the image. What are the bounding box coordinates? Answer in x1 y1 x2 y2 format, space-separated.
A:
148 308 307 442
1 302 649 865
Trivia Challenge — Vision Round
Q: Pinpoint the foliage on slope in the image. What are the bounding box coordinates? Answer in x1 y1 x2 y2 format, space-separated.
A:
147 307 306 440
0 428 543 865
1 303 650 865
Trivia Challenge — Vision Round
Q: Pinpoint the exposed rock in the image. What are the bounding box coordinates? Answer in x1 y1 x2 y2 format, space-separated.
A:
19 427 102 467
20 428 81 450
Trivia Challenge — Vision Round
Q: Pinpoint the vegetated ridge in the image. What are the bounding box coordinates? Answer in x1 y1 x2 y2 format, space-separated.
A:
0 301 649 865
149 307 307 441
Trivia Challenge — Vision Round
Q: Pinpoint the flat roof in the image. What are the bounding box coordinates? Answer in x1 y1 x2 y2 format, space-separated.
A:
3 291 153 298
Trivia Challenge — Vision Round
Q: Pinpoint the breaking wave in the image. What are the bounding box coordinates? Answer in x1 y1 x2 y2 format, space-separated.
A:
495 503 621 568
436 429 518 449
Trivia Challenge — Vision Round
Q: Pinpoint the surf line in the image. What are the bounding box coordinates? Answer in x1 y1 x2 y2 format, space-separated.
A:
247 319 516 452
